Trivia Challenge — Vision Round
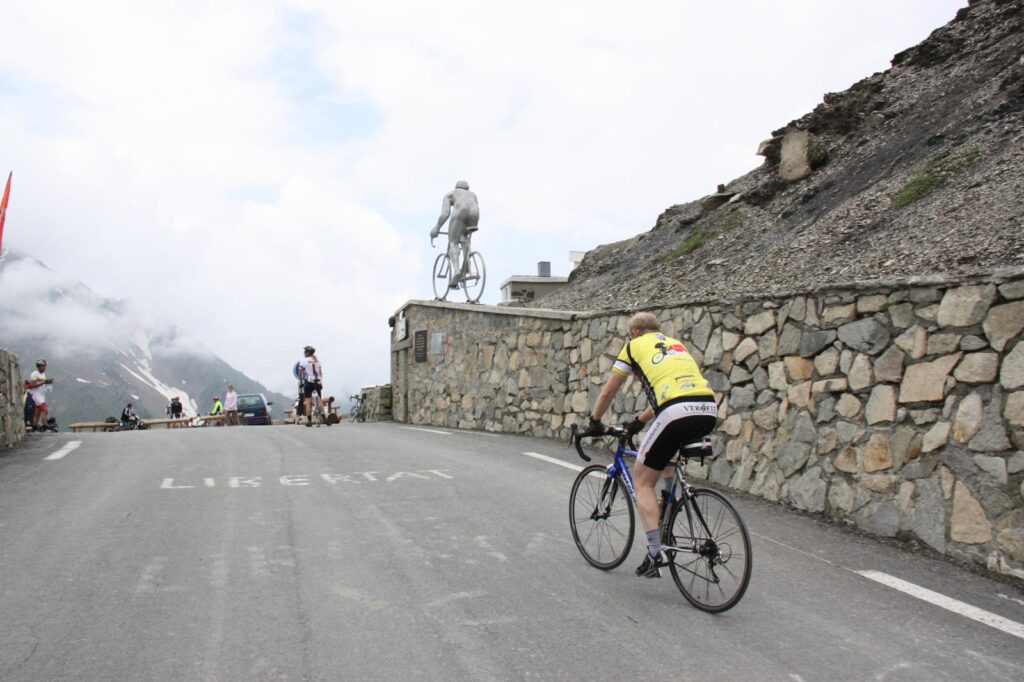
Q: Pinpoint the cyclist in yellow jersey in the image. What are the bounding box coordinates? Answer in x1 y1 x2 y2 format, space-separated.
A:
586 312 719 578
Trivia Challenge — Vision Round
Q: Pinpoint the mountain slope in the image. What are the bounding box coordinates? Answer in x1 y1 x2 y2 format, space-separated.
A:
0 249 291 424
537 0 1023 312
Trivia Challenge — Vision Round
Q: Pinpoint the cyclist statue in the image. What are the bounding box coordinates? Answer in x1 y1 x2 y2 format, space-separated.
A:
584 312 719 578
430 180 479 289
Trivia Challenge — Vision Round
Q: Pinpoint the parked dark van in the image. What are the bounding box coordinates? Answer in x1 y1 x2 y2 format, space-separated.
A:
237 393 273 425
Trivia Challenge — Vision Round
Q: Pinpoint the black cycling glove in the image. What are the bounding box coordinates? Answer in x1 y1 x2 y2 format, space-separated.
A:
623 416 645 436
583 415 606 437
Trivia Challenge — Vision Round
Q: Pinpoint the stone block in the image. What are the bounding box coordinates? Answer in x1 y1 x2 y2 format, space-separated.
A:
818 427 838 454
895 326 927 362
758 330 778 359
768 361 788 391
927 334 962 356
730 365 752 385
813 348 838 377
835 394 862 419
824 304 856 326
950 481 992 544
730 386 756 411
865 385 897 425
954 352 999 384
835 444 860 471
847 353 874 391
1006 451 1024 474
779 129 821 182
778 323 802 356
812 378 848 394
785 356 814 381
799 330 836 358
967 388 1011 453
864 433 893 472
996 509 1024 563
922 422 951 453
960 335 988 351
873 345 906 383
889 302 915 329
952 392 983 443
892 426 922 470
855 473 897 494
936 284 997 327
917 304 939 322
910 478 947 553
973 455 1008 485
899 353 961 403
999 280 1024 301
788 382 811 408
753 405 778 430
982 302 1024 352
789 468 827 512
857 295 888 314
745 310 775 336
837 318 891 355
855 501 899 537
1005 392 1024 427
734 337 758 363
720 414 742 436
1000 343 1024 391
777 442 811 477
692 314 712 351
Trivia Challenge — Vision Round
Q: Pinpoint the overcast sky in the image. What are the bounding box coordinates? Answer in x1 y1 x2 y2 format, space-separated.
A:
0 0 965 396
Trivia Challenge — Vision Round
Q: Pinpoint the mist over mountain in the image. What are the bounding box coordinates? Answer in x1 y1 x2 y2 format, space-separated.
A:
0 248 291 425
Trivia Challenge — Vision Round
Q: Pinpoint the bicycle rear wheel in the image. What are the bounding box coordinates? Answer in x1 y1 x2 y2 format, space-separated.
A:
461 251 486 303
665 488 752 613
569 465 635 569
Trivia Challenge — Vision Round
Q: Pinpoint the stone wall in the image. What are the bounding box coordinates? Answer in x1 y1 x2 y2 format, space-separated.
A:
1 349 26 451
391 270 1024 579
360 384 393 422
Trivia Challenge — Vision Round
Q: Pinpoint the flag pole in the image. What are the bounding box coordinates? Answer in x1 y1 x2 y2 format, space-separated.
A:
0 172 11 258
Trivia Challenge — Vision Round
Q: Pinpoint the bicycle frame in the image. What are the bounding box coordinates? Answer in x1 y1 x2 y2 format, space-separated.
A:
599 439 714 560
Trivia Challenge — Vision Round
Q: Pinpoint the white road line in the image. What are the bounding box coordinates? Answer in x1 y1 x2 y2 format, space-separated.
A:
521 452 583 472
858 570 1024 641
45 441 82 461
399 426 453 435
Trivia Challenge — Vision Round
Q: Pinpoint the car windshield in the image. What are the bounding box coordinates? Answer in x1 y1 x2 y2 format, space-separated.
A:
238 396 264 408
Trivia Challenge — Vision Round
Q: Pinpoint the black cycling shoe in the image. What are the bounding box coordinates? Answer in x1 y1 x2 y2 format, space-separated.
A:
636 550 667 579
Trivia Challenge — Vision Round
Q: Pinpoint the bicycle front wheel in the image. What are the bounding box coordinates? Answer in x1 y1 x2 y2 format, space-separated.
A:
432 253 452 301
569 465 635 569
665 488 752 613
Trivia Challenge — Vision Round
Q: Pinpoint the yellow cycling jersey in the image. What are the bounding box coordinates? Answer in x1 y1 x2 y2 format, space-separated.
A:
612 332 714 410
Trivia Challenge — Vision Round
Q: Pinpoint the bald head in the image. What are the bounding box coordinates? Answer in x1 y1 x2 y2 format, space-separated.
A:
629 312 660 335
455 180 470 190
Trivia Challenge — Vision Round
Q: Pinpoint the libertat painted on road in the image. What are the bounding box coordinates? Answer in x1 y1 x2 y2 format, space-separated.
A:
160 469 454 489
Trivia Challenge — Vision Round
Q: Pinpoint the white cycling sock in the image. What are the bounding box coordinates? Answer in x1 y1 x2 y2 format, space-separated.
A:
646 529 662 558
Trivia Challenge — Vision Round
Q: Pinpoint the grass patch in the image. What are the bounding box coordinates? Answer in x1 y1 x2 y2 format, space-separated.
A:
891 148 981 209
664 208 745 262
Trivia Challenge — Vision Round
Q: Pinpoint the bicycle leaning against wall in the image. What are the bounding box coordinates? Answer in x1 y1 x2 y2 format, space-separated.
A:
568 424 753 613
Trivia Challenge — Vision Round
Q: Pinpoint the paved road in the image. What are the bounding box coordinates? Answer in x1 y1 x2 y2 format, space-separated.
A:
1 423 1022 681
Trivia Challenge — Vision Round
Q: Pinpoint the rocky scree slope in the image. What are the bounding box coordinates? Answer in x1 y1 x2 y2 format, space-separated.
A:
537 0 1024 313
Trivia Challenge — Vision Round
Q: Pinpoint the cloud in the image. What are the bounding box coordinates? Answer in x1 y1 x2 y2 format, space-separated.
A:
0 0 967 394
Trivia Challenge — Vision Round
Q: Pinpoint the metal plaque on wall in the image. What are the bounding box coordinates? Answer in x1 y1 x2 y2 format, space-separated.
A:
414 330 427 362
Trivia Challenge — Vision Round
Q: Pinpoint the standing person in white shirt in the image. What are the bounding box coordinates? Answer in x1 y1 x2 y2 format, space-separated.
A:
26 359 53 432
224 385 240 426
298 345 322 427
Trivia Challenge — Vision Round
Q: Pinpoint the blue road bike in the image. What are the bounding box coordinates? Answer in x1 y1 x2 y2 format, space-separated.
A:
568 425 752 613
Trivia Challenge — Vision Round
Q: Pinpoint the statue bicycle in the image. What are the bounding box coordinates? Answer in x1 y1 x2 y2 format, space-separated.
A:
430 229 486 303
429 180 487 303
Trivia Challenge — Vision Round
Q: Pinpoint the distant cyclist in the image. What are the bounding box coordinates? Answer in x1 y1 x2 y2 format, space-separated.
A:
298 345 323 427
584 312 718 578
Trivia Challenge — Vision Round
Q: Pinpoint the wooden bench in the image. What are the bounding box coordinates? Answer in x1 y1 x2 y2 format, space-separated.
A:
142 418 192 429
194 414 226 427
69 421 118 433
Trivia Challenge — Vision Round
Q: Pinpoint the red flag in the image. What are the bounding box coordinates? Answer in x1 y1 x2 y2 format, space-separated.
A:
0 172 10 256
